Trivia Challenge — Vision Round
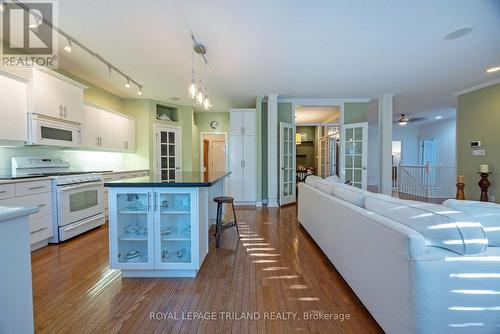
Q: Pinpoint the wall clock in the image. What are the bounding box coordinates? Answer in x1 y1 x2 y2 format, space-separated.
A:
210 121 219 129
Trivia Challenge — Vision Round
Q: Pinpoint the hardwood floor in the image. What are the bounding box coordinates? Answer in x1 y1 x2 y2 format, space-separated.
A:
31 205 383 334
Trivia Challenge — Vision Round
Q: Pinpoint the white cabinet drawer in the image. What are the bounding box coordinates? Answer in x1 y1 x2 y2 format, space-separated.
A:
0 192 52 219
30 215 53 244
0 184 15 200
16 180 51 196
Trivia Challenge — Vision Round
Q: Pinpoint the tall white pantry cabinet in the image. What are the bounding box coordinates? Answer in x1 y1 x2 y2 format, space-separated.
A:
229 108 257 204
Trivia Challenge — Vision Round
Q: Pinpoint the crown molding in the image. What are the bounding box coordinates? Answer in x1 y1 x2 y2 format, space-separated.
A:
454 77 500 96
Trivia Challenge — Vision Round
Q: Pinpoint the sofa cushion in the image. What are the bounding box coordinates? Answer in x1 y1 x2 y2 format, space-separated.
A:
332 183 367 207
315 180 335 196
443 199 500 247
305 175 322 188
325 175 342 184
365 195 487 255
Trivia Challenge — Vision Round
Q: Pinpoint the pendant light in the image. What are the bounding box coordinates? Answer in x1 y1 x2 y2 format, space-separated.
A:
190 34 213 109
188 47 197 98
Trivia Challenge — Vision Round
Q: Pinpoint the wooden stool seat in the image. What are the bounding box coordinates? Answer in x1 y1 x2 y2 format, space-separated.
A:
213 196 234 204
213 196 239 248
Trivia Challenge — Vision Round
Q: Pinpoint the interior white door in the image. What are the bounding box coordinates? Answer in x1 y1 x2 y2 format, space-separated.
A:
340 122 368 190
229 135 243 202
279 122 296 206
242 135 257 202
155 126 181 181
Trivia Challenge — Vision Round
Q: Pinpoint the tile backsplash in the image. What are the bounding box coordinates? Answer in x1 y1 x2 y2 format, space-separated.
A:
0 146 148 175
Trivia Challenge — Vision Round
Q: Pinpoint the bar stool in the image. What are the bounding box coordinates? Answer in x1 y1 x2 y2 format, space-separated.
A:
213 196 240 248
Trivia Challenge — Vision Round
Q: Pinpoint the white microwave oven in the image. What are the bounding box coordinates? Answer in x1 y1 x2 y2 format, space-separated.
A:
28 114 82 147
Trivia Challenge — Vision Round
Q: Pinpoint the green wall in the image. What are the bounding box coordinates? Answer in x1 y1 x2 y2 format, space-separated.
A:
457 83 500 202
194 112 230 133
344 102 369 124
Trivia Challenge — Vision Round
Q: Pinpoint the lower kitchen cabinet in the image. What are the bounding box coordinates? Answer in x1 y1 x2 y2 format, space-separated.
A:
108 187 199 277
0 180 53 251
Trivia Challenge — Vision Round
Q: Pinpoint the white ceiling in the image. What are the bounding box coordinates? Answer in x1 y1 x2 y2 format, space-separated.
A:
295 106 340 125
52 0 500 115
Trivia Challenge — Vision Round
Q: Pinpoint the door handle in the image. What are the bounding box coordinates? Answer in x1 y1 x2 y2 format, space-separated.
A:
63 106 67 118
59 105 63 118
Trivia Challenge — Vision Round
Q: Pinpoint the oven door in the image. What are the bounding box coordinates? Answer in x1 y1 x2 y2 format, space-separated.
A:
57 182 104 227
30 115 82 147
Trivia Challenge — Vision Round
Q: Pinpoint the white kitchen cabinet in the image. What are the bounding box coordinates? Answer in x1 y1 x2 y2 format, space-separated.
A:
8 67 88 124
108 187 200 276
0 179 54 251
0 70 28 142
82 104 136 152
228 109 257 204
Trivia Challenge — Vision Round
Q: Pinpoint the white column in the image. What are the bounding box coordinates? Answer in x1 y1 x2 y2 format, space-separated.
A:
267 94 279 207
379 93 394 195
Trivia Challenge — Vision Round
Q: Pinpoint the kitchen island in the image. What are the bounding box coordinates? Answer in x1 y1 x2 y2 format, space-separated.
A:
104 172 230 277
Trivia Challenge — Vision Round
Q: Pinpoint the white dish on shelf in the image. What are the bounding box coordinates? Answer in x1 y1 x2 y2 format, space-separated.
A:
125 225 138 234
126 250 141 259
161 227 173 235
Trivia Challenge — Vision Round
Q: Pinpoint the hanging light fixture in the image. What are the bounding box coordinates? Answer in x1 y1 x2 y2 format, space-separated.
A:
190 34 212 109
137 86 143 96
125 78 130 88
398 114 408 126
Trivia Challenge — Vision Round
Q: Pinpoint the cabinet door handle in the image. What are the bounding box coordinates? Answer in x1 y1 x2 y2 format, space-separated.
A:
31 227 47 234
59 105 63 118
38 204 47 208
29 186 46 190
0 190 6 194
63 106 67 118
241 160 246 168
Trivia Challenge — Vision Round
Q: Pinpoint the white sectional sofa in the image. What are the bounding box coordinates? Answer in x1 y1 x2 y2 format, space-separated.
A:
298 176 500 334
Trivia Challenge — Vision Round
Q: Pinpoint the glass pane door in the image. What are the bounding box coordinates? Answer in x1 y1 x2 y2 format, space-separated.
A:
280 122 295 206
113 191 153 268
156 127 180 182
155 190 195 268
342 123 368 190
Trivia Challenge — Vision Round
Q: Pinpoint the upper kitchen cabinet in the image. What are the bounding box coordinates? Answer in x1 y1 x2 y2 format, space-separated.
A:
30 67 86 123
0 70 28 143
9 66 87 124
82 104 136 152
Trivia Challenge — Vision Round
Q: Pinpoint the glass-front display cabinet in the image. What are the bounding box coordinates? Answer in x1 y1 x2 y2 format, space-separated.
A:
108 188 199 275
154 188 198 269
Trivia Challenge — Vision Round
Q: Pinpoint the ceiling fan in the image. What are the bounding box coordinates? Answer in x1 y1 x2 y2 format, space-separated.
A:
395 114 426 126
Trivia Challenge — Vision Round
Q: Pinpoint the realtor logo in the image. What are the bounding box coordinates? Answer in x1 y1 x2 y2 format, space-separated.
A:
1 1 58 68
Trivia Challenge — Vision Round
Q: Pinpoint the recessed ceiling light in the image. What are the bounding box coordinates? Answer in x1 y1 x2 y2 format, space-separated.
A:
486 66 500 73
435 116 443 120
445 27 472 40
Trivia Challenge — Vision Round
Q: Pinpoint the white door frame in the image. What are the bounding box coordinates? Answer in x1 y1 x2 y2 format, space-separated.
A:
340 122 368 190
279 122 296 206
153 124 182 181
199 132 228 173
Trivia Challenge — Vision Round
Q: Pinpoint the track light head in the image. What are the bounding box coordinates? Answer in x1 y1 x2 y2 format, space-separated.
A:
125 79 130 88
64 39 72 53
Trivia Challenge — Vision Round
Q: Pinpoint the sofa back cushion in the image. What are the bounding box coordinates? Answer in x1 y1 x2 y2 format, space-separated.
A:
443 199 500 247
332 183 367 207
305 175 322 188
365 195 487 255
326 175 342 184
315 180 335 196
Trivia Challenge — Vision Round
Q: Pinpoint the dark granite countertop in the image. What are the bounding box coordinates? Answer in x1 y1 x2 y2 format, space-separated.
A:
104 171 231 188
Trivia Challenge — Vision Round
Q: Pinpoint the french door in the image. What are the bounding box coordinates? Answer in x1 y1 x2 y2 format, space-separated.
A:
279 122 296 206
155 125 181 181
340 122 368 190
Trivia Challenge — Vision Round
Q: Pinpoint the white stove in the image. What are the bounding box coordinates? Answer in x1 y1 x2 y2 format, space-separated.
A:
12 157 107 242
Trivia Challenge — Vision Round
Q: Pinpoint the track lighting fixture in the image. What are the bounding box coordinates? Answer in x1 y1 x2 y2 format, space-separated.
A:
10 0 144 98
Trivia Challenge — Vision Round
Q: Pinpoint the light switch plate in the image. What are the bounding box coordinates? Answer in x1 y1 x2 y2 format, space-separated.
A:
472 149 485 156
